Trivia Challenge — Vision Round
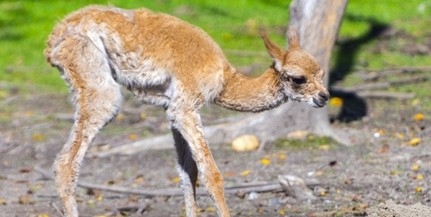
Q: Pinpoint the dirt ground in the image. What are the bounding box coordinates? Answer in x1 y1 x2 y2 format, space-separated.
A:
0 83 430 217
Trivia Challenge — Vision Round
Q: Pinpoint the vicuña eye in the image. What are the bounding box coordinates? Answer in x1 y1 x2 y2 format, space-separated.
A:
291 76 307 85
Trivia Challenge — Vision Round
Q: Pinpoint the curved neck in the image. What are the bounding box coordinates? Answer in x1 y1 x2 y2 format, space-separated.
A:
214 67 287 112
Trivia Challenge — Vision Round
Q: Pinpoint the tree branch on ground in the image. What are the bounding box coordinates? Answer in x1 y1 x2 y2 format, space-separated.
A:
34 166 320 197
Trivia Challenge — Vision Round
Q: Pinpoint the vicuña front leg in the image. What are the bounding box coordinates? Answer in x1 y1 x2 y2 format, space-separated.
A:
168 106 230 217
172 128 199 217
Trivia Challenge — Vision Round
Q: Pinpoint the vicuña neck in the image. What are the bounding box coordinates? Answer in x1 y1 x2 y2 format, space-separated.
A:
215 66 287 112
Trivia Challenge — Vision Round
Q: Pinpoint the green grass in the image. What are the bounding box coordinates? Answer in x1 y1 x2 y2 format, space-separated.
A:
1 0 430 97
274 135 337 150
337 0 431 73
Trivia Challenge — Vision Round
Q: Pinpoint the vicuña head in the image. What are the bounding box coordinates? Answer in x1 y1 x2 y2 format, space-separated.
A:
261 26 329 108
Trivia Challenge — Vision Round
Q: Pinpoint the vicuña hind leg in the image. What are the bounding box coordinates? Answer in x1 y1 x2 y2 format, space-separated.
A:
54 78 122 216
51 36 123 216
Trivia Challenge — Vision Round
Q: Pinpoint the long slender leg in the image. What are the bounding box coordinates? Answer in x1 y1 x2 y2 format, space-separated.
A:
54 80 122 217
51 36 123 217
168 106 230 217
171 127 199 217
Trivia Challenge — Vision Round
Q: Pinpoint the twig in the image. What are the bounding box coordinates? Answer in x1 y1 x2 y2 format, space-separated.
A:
34 166 319 197
34 166 183 196
88 134 174 157
49 200 64 216
78 182 185 196
115 206 147 214
35 165 53 180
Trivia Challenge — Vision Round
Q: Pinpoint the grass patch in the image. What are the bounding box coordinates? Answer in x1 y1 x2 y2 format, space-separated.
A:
274 135 338 151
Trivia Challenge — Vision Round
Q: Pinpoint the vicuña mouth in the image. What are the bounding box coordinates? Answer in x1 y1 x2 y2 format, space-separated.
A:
312 98 326 108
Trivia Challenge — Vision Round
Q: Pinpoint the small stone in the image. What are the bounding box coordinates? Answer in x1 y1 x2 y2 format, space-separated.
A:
231 135 260 152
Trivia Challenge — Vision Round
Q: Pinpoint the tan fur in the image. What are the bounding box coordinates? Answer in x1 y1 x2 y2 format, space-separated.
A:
45 5 328 217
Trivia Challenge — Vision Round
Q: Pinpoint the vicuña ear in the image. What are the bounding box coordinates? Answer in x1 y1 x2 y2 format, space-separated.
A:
260 30 283 71
287 26 300 50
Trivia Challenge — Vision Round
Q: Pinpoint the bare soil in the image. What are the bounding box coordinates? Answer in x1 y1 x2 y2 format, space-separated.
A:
0 84 430 217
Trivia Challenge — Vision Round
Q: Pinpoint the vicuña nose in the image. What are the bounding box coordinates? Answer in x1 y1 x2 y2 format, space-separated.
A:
318 91 329 101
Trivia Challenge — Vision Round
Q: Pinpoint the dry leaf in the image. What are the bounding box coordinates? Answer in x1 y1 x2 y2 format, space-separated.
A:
412 99 421 106
104 180 117 185
0 198 6 205
415 186 423 193
315 170 324 176
416 174 424 181
411 164 421 172
128 133 138 141
318 144 331 151
115 113 126 121
205 206 216 213
389 170 399 176
314 186 328 197
18 195 33 205
32 133 46 142
377 129 386 136
408 138 421 146
231 135 259 152
171 176 181 183
134 175 145 185
37 214 50 217
394 132 404 139
413 113 425 121
377 144 390 154
259 157 271 166
277 153 287 161
239 170 251 176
